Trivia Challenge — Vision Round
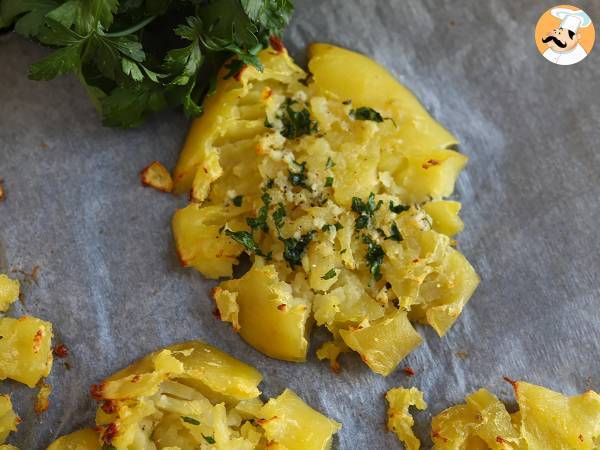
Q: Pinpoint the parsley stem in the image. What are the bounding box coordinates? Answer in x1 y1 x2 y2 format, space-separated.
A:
104 16 157 37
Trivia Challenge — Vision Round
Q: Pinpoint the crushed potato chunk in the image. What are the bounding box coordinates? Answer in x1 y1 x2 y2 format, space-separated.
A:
0 275 19 313
385 387 427 450
172 43 478 375
431 381 600 449
0 395 19 445
49 340 340 449
140 161 174 193
0 316 53 387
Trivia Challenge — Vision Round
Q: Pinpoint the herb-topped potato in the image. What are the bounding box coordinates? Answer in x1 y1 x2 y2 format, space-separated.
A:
49 340 340 449
172 43 479 375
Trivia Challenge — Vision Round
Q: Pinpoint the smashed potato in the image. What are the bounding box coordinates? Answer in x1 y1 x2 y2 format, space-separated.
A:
0 275 19 313
51 340 339 449
0 395 19 445
0 316 53 387
431 381 600 449
385 387 427 450
172 43 478 375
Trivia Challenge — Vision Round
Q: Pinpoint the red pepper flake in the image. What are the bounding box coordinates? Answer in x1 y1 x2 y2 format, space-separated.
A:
432 430 448 443
90 383 105 400
40 142 49 149
101 400 117 415
403 367 416 377
212 308 221 320
269 36 285 53
496 436 505 443
131 374 141 383
277 304 286 311
422 159 441 170
502 376 517 387
578 434 584 442
0 179 4 202
102 422 118 445
53 344 69 358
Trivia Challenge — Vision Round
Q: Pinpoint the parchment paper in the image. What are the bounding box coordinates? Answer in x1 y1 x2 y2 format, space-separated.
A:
1 1 599 448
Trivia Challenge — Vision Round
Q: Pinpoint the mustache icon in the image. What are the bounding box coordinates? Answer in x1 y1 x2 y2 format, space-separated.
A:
542 35 567 48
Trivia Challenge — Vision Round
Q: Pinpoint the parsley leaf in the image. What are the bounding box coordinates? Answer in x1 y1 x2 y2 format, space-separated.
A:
224 230 264 256
280 98 318 139
321 268 336 280
325 156 335 169
202 434 216 444
281 230 315 268
350 106 384 122
389 201 410 214
352 193 382 230
5 0 295 128
324 176 333 187
386 222 403 242
247 192 271 232
273 203 286 231
181 416 200 425
363 235 384 281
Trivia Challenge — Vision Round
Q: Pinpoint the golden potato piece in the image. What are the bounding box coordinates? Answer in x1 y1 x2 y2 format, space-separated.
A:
0 395 19 444
0 316 53 387
34 381 52 415
94 340 262 403
47 429 101 450
215 264 311 362
422 200 464 237
339 310 422 376
515 381 600 450
0 274 19 313
386 387 427 450
259 389 341 450
172 204 247 279
140 161 173 193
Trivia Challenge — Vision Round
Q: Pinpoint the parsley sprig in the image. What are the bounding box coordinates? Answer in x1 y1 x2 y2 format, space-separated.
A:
0 0 294 127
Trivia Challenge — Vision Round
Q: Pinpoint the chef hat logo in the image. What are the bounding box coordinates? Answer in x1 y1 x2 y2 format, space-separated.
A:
535 4 595 66
551 8 592 33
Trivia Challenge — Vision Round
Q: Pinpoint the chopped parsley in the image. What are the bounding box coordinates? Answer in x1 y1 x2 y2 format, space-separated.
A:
322 222 343 232
273 203 286 231
202 434 216 444
224 230 264 256
326 156 335 169
354 215 369 230
352 192 382 230
363 235 385 281
321 268 337 280
265 178 274 189
325 176 334 187
386 223 403 242
389 201 410 214
264 117 274 128
350 106 384 122
181 416 200 425
279 98 318 139
288 160 309 188
232 195 243 207
247 192 271 231
281 231 315 267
